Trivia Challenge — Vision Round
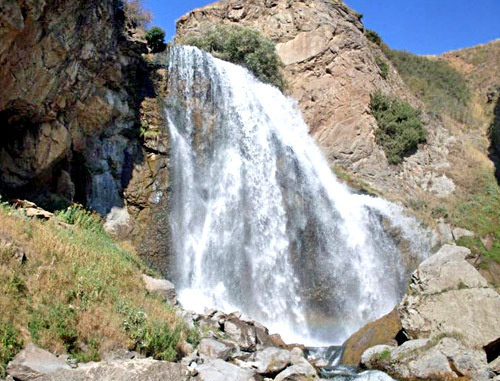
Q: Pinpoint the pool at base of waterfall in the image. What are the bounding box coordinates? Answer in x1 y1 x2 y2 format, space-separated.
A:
306 347 395 380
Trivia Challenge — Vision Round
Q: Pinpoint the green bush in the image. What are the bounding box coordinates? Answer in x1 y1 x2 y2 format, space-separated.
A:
370 91 427 164
0 321 23 378
184 24 287 91
117 302 182 361
365 29 382 46
146 26 166 53
375 55 389 79
384 49 470 122
56 204 104 234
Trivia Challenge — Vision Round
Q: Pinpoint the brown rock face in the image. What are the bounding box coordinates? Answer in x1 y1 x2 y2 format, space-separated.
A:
0 0 146 214
341 308 402 366
176 0 408 192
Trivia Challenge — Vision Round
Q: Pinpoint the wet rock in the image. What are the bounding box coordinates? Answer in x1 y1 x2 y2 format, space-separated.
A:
35 358 193 381
141 275 177 304
7 343 71 380
342 308 402 366
274 348 317 381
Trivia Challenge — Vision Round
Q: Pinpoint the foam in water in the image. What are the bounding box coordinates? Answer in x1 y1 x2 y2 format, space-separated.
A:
165 46 429 346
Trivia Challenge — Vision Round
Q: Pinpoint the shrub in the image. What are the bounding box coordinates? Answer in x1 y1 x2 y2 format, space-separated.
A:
375 55 389 79
146 27 167 53
184 24 287 91
370 91 427 164
365 29 382 46
56 204 104 234
384 49 470 122
122 0 152 28
117 302 182 361
0 321 23 378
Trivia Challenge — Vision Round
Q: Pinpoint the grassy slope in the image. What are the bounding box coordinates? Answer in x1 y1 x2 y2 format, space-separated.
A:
394 42 500 272
359 33 500 277
0 203 197 377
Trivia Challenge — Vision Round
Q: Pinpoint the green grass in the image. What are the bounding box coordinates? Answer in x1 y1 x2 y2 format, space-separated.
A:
0 203 199 364
182 24 287 91
370 91 427 164
0 321 23 378
449 170 500 265
383 48 471 123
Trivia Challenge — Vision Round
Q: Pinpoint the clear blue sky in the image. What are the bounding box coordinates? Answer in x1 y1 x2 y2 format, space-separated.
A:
145 0 500 55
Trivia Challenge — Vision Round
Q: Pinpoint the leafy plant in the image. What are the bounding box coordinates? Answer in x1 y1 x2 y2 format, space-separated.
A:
0 321 23 378
146 27 166 53
56 204 104 234
183 24 287 91
375 55 389 79
370 91 427 164
117 302 182 361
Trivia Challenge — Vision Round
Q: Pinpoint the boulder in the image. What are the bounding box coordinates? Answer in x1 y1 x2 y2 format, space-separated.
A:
399 245 500 348
196 358 257 381
452 227 475 241
224 318 257 351
342 308 402 366
35 358 192 381
198 338 234 361
6 343 71 380
250 347 291 375
104 207 132 239
141 274 177 304
274 348 317 381
361 337 489 381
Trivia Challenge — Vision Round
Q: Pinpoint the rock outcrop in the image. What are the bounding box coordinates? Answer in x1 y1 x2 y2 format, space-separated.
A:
6 343 71 380
360 245 500 380
0 0 146 214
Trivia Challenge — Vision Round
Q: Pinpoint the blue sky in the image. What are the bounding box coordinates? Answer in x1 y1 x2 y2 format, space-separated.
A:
145 0 500 55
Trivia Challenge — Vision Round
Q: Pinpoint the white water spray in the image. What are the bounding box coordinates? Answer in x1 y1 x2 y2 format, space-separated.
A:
165 46 429 345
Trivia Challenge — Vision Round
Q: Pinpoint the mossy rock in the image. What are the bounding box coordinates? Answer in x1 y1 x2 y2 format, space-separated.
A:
341 309 402 366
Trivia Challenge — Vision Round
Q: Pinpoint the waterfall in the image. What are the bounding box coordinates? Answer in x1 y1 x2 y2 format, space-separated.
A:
165 46 429 345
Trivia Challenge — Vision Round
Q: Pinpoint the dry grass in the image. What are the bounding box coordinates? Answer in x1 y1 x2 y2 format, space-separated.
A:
0 203 196 366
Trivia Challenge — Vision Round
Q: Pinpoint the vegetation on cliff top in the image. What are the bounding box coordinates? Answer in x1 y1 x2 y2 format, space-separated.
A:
0 202 198 373
370 91 427 164
183 24 288 91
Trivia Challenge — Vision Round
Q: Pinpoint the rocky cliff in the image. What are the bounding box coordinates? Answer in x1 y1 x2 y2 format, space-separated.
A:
175 0 458 204
0 0 175 271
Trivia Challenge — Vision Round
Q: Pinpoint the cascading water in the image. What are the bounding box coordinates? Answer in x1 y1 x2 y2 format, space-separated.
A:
165 45 430 346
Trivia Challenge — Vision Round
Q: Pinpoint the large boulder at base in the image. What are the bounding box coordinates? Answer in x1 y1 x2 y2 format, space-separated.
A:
141 274 177 304
398 245 500 348
342 308 402 366
35 359 192 381
361 337 489 381
7 343 71 380
249 347 291 375
196 358 257 381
